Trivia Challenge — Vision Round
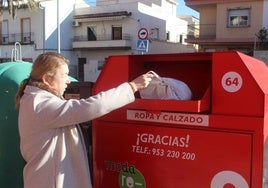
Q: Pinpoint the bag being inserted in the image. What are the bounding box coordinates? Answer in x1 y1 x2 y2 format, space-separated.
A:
139 71 192 100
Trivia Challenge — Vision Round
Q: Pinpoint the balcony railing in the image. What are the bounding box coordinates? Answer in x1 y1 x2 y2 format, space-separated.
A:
186 24 216 39
0 32 34 45
73 33 132 42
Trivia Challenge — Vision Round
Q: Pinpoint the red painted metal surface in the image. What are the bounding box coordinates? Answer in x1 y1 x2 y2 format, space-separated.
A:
92 51 268 188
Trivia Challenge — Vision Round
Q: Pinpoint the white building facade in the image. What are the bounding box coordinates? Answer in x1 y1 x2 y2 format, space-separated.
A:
73 0 196 81
0 0 196 81
0 0 80 76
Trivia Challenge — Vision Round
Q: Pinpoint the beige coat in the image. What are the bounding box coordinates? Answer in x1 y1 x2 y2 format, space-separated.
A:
18 83 134 188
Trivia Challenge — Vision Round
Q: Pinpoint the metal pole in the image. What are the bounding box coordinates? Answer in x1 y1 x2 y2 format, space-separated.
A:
57 0 60 53
39 2 45 53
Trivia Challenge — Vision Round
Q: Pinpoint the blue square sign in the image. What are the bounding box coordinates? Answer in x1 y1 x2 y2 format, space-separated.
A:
136 40 149 53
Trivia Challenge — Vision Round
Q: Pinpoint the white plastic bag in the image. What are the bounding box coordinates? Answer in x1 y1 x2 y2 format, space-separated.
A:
139 71 192 100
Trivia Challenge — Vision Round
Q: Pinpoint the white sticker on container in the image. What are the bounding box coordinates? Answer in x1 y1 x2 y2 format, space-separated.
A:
221 71 243 93
211 170 249 188
127 110 209 127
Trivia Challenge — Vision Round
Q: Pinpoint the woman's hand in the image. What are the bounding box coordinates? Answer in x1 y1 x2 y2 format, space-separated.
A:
129 73 153 93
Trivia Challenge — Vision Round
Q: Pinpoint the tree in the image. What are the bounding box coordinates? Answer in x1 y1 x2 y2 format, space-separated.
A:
0 0 38 19
255 27 268 50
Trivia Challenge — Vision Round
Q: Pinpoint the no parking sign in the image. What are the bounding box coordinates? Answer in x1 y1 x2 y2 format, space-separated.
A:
138 28 149 40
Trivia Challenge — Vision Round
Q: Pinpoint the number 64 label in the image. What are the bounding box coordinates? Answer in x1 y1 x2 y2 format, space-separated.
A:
221 71 243 93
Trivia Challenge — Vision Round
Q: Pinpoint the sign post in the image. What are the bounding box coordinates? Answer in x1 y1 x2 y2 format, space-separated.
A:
137 28 149 53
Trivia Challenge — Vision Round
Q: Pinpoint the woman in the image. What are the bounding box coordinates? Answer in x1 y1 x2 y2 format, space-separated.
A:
15 52 152 188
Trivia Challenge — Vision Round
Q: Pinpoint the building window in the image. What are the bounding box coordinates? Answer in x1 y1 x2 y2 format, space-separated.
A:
1 20 9 44
87 27 96 41
21 18 31 44
166 31 170 41
227 8 250 27
179 34 183 43
150 28 159 39
78 58 86 81
112 26 122 40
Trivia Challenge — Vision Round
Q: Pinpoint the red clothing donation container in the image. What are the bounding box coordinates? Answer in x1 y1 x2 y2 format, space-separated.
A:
92 51 268 188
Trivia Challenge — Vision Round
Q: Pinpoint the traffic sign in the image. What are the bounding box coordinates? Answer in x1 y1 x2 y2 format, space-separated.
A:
136 39 149 53
138 28 149 40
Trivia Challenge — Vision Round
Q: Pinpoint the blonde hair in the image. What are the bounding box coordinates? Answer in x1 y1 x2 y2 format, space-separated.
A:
15 52 70 109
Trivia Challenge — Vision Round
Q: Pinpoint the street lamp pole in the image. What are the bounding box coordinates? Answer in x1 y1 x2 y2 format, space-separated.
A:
57 0 60 53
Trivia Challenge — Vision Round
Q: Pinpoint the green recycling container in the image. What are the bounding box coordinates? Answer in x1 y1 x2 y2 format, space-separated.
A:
0 61 32 188
0 61 77 187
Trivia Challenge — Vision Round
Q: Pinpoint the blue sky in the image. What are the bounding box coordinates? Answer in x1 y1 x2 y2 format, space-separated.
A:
177 0 199 18
85 0 199 18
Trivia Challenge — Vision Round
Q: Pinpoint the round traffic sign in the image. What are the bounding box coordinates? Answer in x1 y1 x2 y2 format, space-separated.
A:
138 28 149 40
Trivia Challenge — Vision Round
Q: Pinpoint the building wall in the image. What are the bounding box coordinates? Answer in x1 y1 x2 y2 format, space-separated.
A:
0 1 78 71
40 0 75 61
74 1 192 50
198 5 216 37
216 1 263 39
0 8 43 61
74 1 181 44
0 0 196 81
263 0 268 27
185 0 267 55
254 50 268 65
96 0 166 8
73 0 195 81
